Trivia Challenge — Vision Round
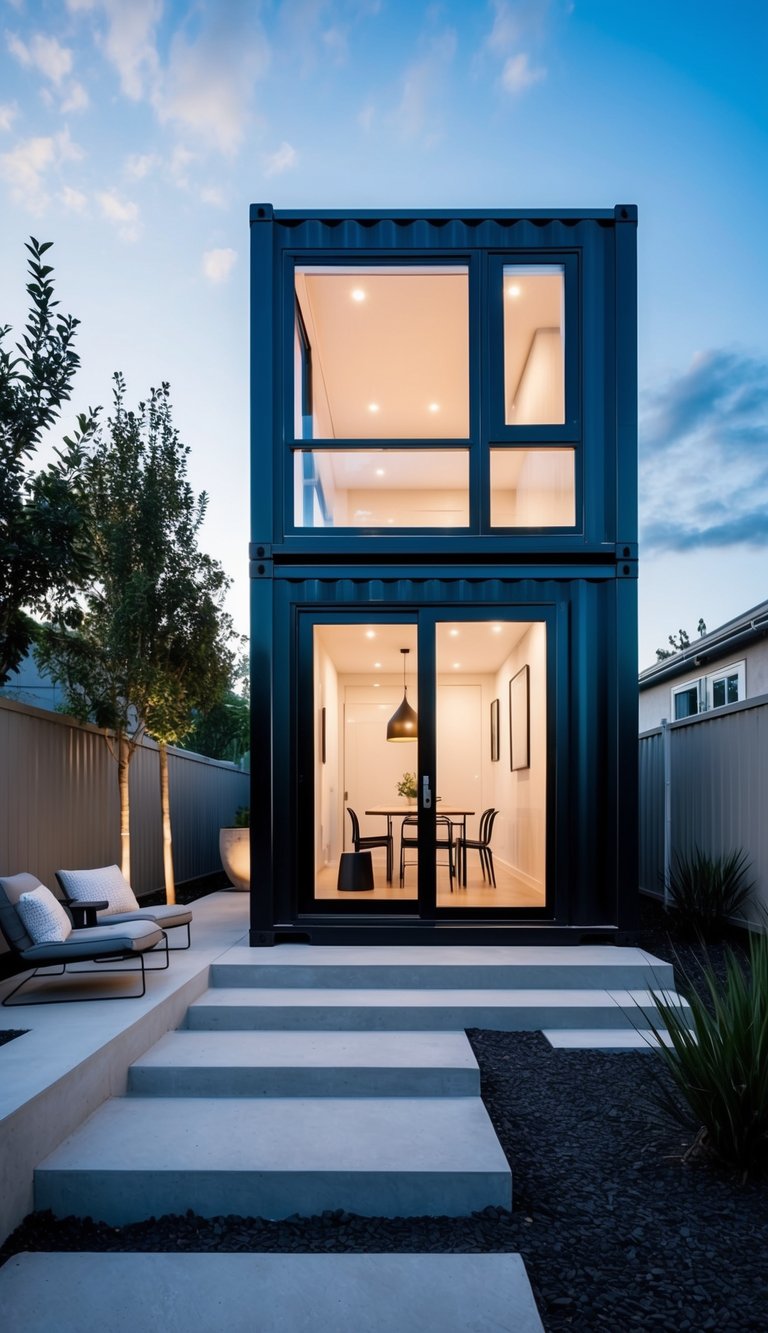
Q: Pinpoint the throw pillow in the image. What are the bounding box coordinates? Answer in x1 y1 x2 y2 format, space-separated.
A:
18 886 73 944
58 865 140 916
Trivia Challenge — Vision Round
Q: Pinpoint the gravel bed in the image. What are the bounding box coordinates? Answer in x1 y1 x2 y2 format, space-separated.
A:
2 899 766 1330
0 1029 27 1047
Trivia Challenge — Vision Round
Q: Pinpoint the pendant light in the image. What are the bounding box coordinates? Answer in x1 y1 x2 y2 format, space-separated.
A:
387 648 418 741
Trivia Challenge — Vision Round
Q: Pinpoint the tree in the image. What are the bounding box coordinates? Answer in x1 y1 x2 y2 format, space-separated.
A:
0 238 99 684
655 619 707 662
182 685 250 764
37 375 236 895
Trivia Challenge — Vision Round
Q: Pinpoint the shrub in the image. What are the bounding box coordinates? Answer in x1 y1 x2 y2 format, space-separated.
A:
664 846 754 940
233 806 250 828
647 929 768 1176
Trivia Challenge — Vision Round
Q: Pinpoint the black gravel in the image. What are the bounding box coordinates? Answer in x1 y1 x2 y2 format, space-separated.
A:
0 1029 27 1047
2 898 766 1331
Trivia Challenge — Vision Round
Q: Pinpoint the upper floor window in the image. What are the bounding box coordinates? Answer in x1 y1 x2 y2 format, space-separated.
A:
503 265 565 426
672 661 745 720
294 265 469 440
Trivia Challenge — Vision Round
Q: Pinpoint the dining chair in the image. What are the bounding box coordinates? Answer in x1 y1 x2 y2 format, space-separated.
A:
347 808 393 884
399 814 456 889
455 808 498 888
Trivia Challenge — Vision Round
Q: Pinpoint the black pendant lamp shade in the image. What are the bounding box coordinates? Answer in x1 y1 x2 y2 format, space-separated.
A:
387 648 418 742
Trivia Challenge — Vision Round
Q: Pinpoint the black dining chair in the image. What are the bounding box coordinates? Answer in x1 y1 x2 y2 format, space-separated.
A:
400 814 456 889
347 808 393 884
455 808 498 888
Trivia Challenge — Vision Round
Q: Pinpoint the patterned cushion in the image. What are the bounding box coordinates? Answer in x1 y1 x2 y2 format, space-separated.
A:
17 886 73 944
58 865 140 916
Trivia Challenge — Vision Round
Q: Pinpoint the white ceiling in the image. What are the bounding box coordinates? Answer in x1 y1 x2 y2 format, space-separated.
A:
314 621 532 675
503 268 563 416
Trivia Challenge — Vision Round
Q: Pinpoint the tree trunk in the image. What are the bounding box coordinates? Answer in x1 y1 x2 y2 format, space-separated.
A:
118 731 131 882
159 742 176 905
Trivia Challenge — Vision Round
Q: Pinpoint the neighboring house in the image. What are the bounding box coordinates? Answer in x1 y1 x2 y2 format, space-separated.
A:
248 204 639 946
638 599 768 732
0 649 64 712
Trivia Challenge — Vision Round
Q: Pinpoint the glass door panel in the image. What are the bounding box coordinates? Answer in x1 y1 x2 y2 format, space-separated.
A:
312 623 418 903
435 619 547 910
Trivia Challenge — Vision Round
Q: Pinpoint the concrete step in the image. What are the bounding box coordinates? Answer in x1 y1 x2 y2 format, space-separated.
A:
35 1095 512 1224
185 986 688 1033
128 1030 480 1097
0 1252 544 1332
211 944 675 992
543 1028 675 1050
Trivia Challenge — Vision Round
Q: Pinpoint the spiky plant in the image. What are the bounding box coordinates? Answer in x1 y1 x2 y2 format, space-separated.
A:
664 847 754 940
647 930 768 1175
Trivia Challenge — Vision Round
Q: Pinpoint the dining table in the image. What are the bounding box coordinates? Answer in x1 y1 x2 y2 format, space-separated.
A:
364 806 475 843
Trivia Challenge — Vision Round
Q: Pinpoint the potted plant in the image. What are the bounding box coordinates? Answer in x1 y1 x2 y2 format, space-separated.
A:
219 806 250 891
396 772 418 804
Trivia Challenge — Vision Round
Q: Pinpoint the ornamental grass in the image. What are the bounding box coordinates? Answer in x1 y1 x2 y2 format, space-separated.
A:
664 847 754 941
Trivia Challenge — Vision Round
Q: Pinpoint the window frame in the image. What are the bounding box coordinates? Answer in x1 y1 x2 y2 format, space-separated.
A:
671 660 746 719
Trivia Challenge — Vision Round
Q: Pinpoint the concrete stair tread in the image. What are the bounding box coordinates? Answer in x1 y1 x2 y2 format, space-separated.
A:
35 1095 512 1222
543 1028 675 1049
128 1030 480 1096
191 985 682 1007
0 1252 544 1332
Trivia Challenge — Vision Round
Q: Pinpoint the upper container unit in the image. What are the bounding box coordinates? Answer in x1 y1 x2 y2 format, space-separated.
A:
250 205 638 562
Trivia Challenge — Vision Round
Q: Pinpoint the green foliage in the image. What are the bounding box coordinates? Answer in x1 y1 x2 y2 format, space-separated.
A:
396 771 417 799
655 619 707 661
233 806 250 828
647 931 768 1175
37 373 236 744
182 687 250 763
0 238 99 684
664 847 754 940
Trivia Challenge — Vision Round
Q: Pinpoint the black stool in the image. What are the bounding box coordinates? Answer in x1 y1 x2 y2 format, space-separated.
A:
337 851 374 892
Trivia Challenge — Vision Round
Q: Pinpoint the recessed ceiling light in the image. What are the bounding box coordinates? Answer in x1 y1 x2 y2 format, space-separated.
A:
373 682 380 688
375 467 385 477
507 284 521 298
449 628 459 638
368 403 380 413
386 517 394 525
452 662 461 669
351 288 366 302
365 630 376 639
491 624 503 634
373 662 381 669
428 402 440 413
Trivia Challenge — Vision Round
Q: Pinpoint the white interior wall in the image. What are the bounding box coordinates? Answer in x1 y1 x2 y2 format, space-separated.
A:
490 623 547 888
314 639 341 877
509 327 564 424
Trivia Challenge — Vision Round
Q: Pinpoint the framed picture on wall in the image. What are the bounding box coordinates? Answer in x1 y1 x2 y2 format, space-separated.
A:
509 665 530 771
490 698 500 762
321 706 327 764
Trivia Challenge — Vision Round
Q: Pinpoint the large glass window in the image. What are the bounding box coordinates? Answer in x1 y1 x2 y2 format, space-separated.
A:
503 265 564 425
490 448 575 527
294 266 469 440
294 449 469 528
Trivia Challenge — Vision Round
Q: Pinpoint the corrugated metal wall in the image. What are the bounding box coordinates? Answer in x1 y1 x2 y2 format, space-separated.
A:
639 694 768 925
0 696 249 910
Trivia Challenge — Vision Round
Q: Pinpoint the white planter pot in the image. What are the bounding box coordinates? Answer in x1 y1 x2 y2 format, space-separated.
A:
219 827 250 891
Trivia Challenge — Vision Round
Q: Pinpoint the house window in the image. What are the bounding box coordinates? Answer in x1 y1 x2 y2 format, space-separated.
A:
671 661 745 719
490 448 575 527
503 265 564 426
294 449 470 528
293 265 469 440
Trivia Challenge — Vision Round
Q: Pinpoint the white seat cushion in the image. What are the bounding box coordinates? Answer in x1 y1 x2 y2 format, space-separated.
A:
58 865 140 916
18 886 73 944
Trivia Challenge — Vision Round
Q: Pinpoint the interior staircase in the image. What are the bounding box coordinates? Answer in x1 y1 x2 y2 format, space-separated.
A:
34 944 682 1227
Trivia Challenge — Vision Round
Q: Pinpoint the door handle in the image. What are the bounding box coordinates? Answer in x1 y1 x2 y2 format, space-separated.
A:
422 775 432 810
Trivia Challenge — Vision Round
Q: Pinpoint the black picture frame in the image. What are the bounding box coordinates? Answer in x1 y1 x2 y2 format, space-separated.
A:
321 706 326 764
490 698 500 762
509 665 530 771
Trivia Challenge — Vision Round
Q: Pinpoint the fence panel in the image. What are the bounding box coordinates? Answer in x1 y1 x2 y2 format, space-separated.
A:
639 695 768 926
0 698 249 940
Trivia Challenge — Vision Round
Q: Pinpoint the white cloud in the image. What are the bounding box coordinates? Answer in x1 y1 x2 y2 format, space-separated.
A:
60 184 88 213
0 128 82 213
157 14 269 156
358 102 375 132
98 188 141 241
263 141 297 176
393 30 456 142
501 51 546 94
0 102 18 132
67 0 161 100
7 32 74 85
202 247 237 284
199 184 226 207
124 151 160 179
60 80 90 113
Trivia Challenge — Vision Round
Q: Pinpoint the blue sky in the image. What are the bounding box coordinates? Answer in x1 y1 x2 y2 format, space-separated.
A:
1 0 767 668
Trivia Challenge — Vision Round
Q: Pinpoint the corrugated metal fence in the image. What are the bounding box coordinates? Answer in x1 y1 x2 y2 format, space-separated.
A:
639 692 768 925
0 697 249 922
